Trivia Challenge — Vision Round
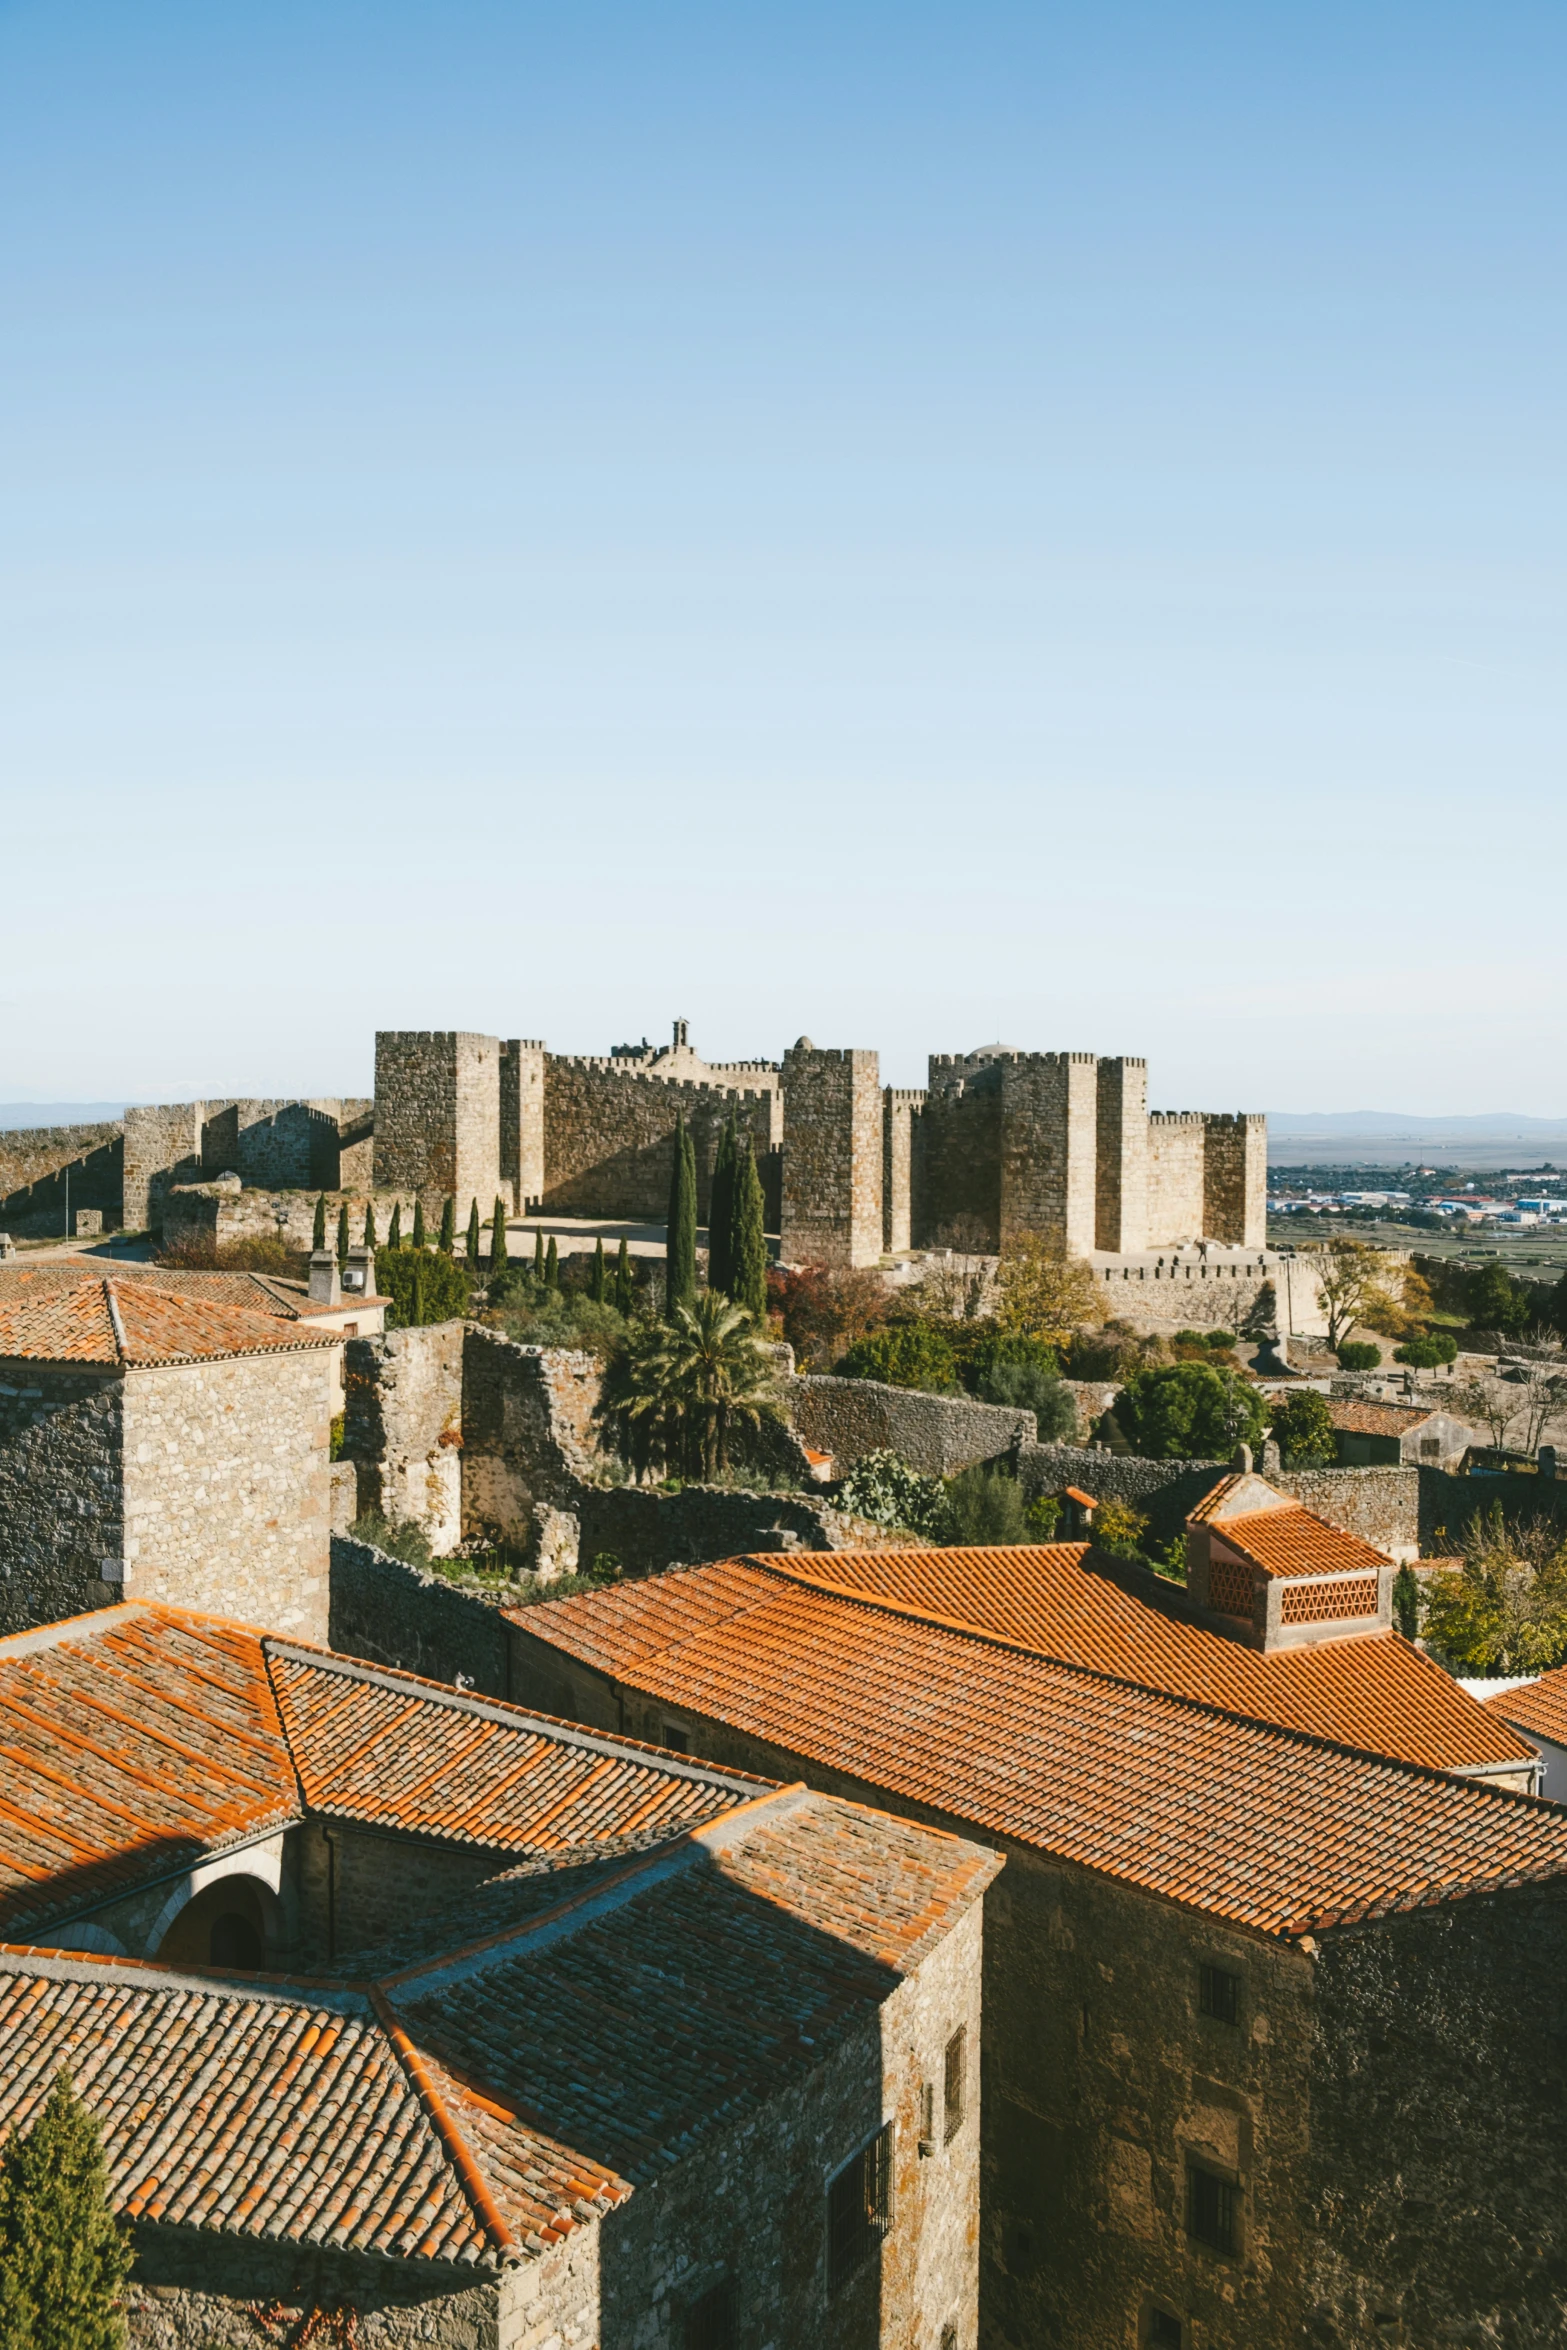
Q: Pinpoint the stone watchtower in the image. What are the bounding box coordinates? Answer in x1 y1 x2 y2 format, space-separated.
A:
780 1041 883 1268
373 1032 502 1216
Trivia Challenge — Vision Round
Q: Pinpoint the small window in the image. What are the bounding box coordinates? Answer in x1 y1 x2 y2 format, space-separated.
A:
1199 1964 1239 2024
1147 2312 1183 2349
1188 2161 1239 2255
943 2025 967 2142
662 1722 691 1754
919 2081 936 2154
1419 1437 1440 1459
684 2278 736 2350
828 2122 894 2289
940 2328 959 2350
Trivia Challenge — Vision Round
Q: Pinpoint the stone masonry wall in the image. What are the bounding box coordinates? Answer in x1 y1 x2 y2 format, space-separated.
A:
123 1103 205 1231
779 1045 883 1268
999 1053 1098 1255
460 1328 598 1540
121 1349 337 1641
1095 1057 1148 1253
1204 1113 1268 1249
373 1031 502 1214
0 1363 124 1630
918 1063 1002 1250
0 1122 124 1235
163 1184 424 1255
1089 1250 1279 1333
125 2230 501 2350
329 1533 511 1694
1015 1441 1423 1554
1145 1114 1207 1247
786 1375 1034 1478
882 1089 924 1254
501 1039 546 1211
542 1059 776 1222
342 1323 465 1553
199 1099 342 1192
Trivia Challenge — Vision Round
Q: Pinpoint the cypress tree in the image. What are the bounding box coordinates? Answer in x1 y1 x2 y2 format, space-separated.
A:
707 1117 737 1296
615 1237 633 1316
591 1236 607 1303
364 1203 378 1251
545 1235 559 1291
666 1115 698 1317
412 1198 427 1250
336 1203 351 1264
491 1198 509 1270
438 1196 455 1255
465 1199 480 1267
388 1203 402 1251
733 1137 769 1326
0 2068 132 2350
410 1254 427 1327
311 1195 327 1252
534 1228 545 1282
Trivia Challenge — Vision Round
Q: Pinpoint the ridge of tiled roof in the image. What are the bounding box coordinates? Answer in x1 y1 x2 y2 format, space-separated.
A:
0 1266 342 1366
1187 1470 1295 1525
1326 1398 1438 1436
1484 1667 1567 1751
1211 1504 1390 1582
514 1557 1567 1939
769 1544 1532 1775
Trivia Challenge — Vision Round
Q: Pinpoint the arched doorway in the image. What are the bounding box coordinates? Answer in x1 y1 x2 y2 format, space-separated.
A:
154 1874 273 1970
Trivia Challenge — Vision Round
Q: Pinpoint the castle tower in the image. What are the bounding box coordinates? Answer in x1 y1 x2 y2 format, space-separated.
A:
1096 1057 1148 1252
500 1040 546 1213
780 1042 883 1268
997 1053 1099 1255
1203 1114 1268 1247
373 1032 501 1215
882 1089 926 1254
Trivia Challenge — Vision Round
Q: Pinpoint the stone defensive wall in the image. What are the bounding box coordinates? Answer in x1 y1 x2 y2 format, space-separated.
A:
542 1056 782 1224
0 1121 125 1235
786 1375 1036 1479
122 1098 372 1231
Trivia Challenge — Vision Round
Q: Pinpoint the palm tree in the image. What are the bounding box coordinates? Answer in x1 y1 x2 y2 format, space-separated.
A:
601 1293 778 1480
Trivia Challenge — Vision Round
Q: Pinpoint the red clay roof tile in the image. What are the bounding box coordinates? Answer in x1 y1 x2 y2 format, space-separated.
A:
0 1266 341 1367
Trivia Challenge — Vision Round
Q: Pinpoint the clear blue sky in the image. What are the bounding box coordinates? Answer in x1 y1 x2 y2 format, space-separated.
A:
2 1 1562 1109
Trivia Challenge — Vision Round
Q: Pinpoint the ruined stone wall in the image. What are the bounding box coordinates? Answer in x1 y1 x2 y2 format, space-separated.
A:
0 1123 125 1235
542 1059 776 1222
501 1039 546 1211
1095 1058 1148 1253
122 1349 337 1641
1014 1441 1423 1555
125 2232 502 2350
329 1532 511 1694
999 1053 1098 1254
199 1100 343 1192
1145 1114 1207 1246
460 1329 598 1540
0 1363 124 1629
882 1089 924 1254
780 1046 883 1268
342 1323 465 1553
574 1486 906 1578
785 1375 1034 1478
123 1103 205 1231
373 1031 502 1213
1203 1113 1268 1248
163 1184 423 1255
336 1099 375 1192
918 1062 1002 1250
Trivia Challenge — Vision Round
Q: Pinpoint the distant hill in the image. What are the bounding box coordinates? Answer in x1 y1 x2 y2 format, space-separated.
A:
1270 1112 1567 1140
0 1104 127 1131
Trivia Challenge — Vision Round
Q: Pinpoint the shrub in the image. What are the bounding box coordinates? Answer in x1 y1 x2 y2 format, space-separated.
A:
1025 1493 1062 1538
838 1321 959 1394
155 1231 302 1276
329 1413 345 1462
1271 1389 1337 1469
1392 1562 1421 1639
995 1233 1106 1344
350 1510 434 1570
0 2068 132 2350
1395 1331 1459 1367
1204 1329 1237 1351
962 1329 1059 1388
1421 1505 1567 1673
376 1246 472 1329
1336 1341 1382 1370
975 1357 1077 1440
492 1288 632 1361
836 1449 947 1538
941 1461 1027 1546
770 1263 889 1370
1093 1497 1150 1559
1114 1362 1268 1461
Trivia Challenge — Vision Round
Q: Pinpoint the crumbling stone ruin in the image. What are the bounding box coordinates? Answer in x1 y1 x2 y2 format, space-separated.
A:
4 1021 1267 1272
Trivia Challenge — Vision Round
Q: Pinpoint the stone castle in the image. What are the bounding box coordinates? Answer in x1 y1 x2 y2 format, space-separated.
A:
2 1022 1265 1267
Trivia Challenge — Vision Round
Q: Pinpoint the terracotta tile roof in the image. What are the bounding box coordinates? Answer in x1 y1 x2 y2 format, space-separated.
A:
0 1265 341 1366
514 1558 1567 1938
1484 1669 1567 1751
1212 1504 1390 1582
0 1786 996 2268
1326 1399 1436 1436
0 1608 298 1941
777 1545 1532 1774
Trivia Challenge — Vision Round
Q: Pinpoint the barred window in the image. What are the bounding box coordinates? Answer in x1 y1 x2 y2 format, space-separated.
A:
1188 2160 1239 2255
828 2122 894 2289
1199 1963 1240 2024
684 2278 736 2350
662 1722 691 1753
1147 2311 1183 2349
943 2025 967 2142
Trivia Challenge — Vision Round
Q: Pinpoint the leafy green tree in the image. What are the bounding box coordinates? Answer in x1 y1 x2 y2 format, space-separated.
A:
1466 1260 1533 1336
412 1199 427 1250
311 1196 327 1252
1422 1506 1567 1673
465 1198 480 1267
1395 1331 1458 1367
942 1461 1027 1546
1271 1389 1337 1468
836 1448 947 1537
975 1356 1076 1440
0 2068 132 2350
363 1203 378 1251
335 1203 351 1264
601 1292 778 1479
377 1247 472 1329
614 1237 634 1316
1114 1362 1268 1461
545 1235 559 1291
707 1116 737 1296
438 1196 455 1256
666 1115 698 1318
839 1321 958 1394
387 1203 402 1251
1336 1341 1381 1371
591 1237 607 1303
491 1198 508 1270
732 1139 768 1327
1392 1563 1421 1640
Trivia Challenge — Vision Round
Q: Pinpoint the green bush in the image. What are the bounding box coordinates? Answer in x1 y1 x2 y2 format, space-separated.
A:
941 1461 1026 1546
329 1413 345 1462
1392 1562 1421 1639
1271 1389 1337 1469
839 1322 959 1393
975 1357 1077 1440
1464 1260 1533 1335
1114 1362 1268 1461
1025 1493 1062 1539
376 1246 473 1329
836 1449 947 1538
1205 1329 1237 1350
1395 1331 1459 1367
1336 1341 1382 1371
